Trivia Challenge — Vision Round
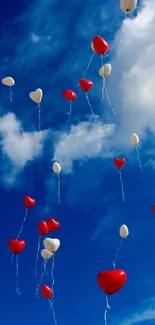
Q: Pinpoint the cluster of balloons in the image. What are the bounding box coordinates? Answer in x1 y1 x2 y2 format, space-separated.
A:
4 0 140 323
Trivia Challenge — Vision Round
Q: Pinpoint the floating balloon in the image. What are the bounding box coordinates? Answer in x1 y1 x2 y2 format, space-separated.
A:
97 269 127 295
63 90 77 115
2 76 15 101
35 220 49 277
8 239 26 295
79 79 94 116
47 218 60 232
98 64 115 114
53 162 61 203
119 224 129 238
113 225 129 269
41 284 53 299
80 36 109 79
120 0 137 13
29 88 43 131
97 269 127 325
114 158 126 201
41 249 53 260
153 205 155 213
43 238 60 254
130 133 142 170
16 196 36 239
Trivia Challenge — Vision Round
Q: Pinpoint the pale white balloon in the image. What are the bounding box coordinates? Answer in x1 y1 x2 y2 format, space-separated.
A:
99 64 112 78
53 162 61 174
119 224 129 238
29 88 43 104
120 0 137 13
2 77 15 86
41 249 53 260
131 133 139 145
43 238 60 253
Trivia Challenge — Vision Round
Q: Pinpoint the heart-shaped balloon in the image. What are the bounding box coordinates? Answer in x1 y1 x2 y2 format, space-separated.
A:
79 79 93 92
114 158 126 169
24 196 36 208
38 221 49 235
63 90 77 101
41 284 53 299
43 238 60 253
92 36 109 55
29 88 43 104
47 218 60 232
41 249 53 260
8 239 26 255
97 269 127 295
2 76 15 86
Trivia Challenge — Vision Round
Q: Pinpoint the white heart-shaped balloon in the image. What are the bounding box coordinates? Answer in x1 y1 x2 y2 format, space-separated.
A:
53 162 61 174
43 238 60 253
29 88 43 104
119 224 129 238
41 248 53 260
2 76 15 86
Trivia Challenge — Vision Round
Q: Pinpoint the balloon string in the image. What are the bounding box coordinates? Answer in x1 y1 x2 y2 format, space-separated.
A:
36 261 47 298
67 101 72 115
51 254 55 291
135 146 143 170
104 296 110 325
48 300 58 325
112 238 124 269
15 255 21 295
9 86 13 102
85 93 94 116
11 254 14 262
37 104 41 131
101 77 106 101
17 208 28 239
80 52 95 80
104 86 116 114
35 235 41 277
43 259 48 275
117 13 127 56
57 174 61 204
119 169 125 202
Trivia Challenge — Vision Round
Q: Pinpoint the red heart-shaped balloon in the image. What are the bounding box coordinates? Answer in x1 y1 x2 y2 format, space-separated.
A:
97 269 127 295
114 158 126 169
38 221 49 235
8 239 26 255
41 285 53 299
79 79 93 92
63 90 77 101
47 218 60 232
92 36 109 55
24 196 36 208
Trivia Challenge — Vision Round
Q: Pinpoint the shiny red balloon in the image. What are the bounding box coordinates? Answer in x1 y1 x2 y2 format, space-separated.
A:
8 239 26 255
79 79 93 92
63 90 77 101
38 221 49 235
97 269 127 295
47 218 60 232
114 158 126 169
41 285 53 299
24 196 36 208
92 36 109 55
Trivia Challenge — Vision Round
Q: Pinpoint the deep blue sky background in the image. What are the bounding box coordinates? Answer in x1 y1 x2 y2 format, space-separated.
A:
1 0 155 325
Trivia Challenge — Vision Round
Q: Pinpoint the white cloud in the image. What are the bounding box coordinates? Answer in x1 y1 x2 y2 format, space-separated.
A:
53 120 115 172
111 0 155 142
0 112 47 186
117 296 155 325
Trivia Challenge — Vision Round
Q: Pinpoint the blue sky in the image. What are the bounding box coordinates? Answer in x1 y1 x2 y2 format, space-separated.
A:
1 0 155 324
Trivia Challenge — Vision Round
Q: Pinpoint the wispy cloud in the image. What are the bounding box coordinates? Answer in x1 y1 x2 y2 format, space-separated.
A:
0 112 47 187
53 119 115 172
116 296 155 325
